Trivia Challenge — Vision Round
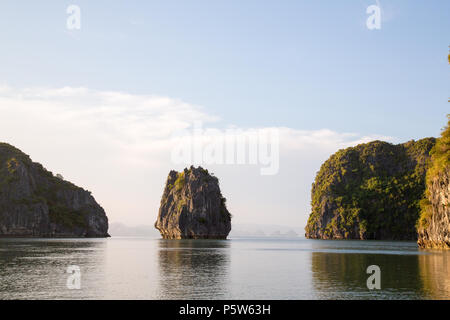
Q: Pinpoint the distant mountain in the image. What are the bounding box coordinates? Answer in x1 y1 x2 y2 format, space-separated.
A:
109 222 302 238
109 222 160 237
229 223 303 238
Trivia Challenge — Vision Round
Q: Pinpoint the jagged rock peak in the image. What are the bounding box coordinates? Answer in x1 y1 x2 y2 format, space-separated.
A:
155 166 232 239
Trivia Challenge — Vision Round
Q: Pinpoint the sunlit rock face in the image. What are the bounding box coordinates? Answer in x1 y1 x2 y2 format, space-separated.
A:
0 143 109 238
305 138 435 240
417 116 450 249
418 168 450 249
155 166 232 239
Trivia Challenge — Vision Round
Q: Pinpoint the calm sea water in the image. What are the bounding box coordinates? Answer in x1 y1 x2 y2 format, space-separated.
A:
0 237 449 300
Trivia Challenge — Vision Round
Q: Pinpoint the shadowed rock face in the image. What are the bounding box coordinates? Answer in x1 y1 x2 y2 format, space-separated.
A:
155 166 232 239
0 143 109 238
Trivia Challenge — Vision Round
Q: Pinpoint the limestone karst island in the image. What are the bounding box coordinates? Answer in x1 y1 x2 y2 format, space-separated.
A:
155 166 232 239
305 115 450 249
0 117 448 248
0 143 109 238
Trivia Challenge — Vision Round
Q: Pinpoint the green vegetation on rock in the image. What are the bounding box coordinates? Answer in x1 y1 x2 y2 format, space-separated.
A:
425 115 450 183
155 166 232 239
48 205 89 229
0 142 109 237
174 171 186 191
418 115 450 230
305 138 436 240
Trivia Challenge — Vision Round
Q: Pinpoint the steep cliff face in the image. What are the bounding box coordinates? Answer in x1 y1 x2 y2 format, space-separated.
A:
418 116 450 248
155 166 232 239
305 138 435 240
417 170 450 248
0 143 109 237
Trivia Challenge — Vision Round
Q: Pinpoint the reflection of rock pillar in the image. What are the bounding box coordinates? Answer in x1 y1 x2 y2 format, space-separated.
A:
157 240 230 299
419 253 450 299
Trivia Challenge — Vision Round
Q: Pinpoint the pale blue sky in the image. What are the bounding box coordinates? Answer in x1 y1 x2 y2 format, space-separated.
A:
0 1 449 227
0 1 448 140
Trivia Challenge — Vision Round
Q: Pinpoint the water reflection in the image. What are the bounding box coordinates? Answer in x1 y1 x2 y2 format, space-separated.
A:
310 241 425 299
419 251 450 299
3 238 450 299
157 239 230 299
0 238 107 300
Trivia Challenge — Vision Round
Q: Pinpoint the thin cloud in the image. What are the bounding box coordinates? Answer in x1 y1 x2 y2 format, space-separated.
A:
0 85 395 227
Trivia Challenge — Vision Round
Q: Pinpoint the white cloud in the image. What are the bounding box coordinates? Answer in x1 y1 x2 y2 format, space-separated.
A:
0 86 394 229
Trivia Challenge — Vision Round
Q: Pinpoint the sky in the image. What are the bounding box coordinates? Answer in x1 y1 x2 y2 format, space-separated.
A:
0 1 448 229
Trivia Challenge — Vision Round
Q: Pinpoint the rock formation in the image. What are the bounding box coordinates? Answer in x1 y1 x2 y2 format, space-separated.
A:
0 143 109 237
417 170 450 248
155 166 232 239
418 116 450 248
305 138 436 240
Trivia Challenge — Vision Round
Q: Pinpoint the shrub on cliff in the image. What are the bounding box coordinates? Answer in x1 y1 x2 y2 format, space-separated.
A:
0 142 109 237
418 115 450 230
155 166 232 239
305 138 435 240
